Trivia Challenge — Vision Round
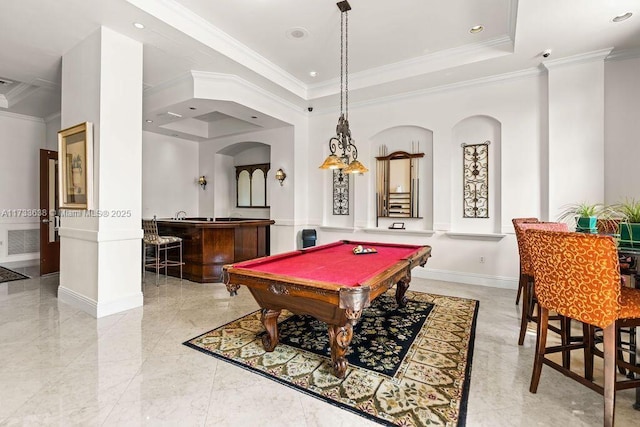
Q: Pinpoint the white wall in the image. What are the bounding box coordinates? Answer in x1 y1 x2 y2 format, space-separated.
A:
142 131 200 219
545 56 606 219
604 56 640 203
138 56 640 288
199 128 295 222
0 112 46 263
234 145 270 166
44 114 61 151
303 55 640 289
308 70 545 287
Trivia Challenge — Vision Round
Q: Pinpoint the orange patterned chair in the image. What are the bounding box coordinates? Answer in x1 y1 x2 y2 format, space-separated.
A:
512 217 540 305
515 221 569 347
527 229 640 427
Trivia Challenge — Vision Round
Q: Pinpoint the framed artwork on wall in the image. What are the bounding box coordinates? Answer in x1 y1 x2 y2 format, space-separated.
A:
58 122 93 210
462 141 490 218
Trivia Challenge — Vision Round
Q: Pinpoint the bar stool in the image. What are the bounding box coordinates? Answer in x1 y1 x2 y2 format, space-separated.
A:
515 221 569 347
527 230 640 427
142 219 184 284
512 217 540 305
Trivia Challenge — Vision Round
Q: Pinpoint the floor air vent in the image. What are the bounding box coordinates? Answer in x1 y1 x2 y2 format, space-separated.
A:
8 229 40 255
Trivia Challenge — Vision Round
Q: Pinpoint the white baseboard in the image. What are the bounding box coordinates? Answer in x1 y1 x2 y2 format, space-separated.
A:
58 286 97 316
412 267 518 290
58 286 143 318
96 293 143 318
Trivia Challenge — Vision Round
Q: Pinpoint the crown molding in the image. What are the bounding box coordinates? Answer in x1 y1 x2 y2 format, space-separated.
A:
145 70 304 115
2 83 41 108
542 48 613 70
44 111 61 123
606 47 640 62
0 110 45 123
313 66 542 115
191 70 304 114
308 35 514 99
126 0 307 99
143 71 192 96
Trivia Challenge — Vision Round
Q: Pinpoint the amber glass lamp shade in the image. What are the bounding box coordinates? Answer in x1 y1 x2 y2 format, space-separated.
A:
343 159 368 174
319 154 347 170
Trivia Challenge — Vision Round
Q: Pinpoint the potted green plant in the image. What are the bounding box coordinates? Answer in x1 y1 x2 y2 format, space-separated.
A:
557 202 603 233
613 198 640 248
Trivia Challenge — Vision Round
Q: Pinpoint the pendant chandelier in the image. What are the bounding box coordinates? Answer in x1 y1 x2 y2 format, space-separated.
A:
319 1 368 174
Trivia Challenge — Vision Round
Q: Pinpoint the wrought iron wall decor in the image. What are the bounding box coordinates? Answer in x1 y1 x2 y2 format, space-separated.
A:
462 141 490 218
333 169 349 215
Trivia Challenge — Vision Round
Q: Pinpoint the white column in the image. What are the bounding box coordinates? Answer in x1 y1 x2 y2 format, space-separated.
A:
543 50 610 221
58 27 143 318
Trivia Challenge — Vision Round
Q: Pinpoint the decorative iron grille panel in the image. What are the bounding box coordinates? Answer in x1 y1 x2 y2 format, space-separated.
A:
462 142 490 218
333 169 349 215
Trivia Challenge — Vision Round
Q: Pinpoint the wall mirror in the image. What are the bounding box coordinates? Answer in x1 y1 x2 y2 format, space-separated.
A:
236 163 270 207
376 151 424 218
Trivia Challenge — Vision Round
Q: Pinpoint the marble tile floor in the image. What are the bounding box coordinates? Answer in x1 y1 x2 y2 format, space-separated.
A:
0 268 639 426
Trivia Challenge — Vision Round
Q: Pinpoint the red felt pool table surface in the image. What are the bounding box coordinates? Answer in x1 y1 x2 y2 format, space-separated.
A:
229 240 425 287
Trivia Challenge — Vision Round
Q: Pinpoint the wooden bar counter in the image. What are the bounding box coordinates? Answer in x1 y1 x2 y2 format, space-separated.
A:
156 218 274 283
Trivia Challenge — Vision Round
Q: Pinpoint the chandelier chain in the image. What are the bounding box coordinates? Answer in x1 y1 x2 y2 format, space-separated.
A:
345 10 349 119
340 10 344 117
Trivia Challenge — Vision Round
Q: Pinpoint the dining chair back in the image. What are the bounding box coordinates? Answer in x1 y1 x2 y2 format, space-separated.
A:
527 229 640 427
512 217 540 305
515 221 569 346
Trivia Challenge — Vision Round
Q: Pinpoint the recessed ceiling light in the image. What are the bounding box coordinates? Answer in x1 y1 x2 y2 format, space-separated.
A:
145 119 153 123
286 27 309 40
309 71 318 77
470 25 484 34
133 22 145 29
613 12 633 22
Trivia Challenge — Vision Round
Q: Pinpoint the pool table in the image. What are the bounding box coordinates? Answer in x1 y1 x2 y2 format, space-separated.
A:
223 240 432 378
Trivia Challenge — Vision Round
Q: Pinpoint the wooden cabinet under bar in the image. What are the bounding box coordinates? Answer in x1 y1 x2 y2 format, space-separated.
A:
155 218 274 283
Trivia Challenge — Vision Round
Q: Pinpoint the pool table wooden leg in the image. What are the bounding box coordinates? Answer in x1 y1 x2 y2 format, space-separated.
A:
395 278 410 307
328 323 354 379
260 308 282 351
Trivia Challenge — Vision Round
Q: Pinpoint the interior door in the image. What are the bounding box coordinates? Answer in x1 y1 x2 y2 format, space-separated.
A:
39 149 60 275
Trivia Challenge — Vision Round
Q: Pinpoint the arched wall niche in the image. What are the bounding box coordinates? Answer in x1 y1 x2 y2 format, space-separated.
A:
451 115 502 233
215 141 271 217
367 125 434 231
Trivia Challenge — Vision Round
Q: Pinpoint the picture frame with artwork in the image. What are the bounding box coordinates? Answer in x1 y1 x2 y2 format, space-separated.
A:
58 122 93 210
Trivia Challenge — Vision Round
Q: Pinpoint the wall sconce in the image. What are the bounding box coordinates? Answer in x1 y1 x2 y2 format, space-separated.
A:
198 176 207 190
275 168 286 186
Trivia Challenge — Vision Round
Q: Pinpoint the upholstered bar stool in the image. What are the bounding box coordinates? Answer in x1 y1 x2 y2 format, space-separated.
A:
142 219 184 284
516 221 569 347
512 217 539 305
527 229 640 427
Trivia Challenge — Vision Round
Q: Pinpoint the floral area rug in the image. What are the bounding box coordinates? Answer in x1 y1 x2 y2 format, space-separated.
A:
0 266 29 283
184 290 479 426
